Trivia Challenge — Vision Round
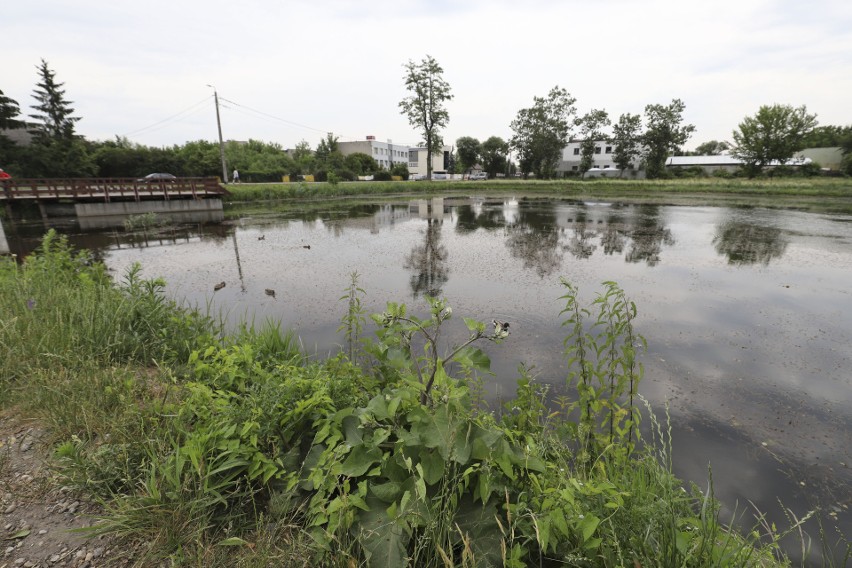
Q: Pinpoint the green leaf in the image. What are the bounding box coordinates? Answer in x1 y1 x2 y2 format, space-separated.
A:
342 414 363 446
341 445 383 477
217 537 249 547
366 394 390 421
580 514 600 542
451 422 473 464
7 529 30 540
523 455 546 473
453 346 491 372
583 536 602 550
463 317 485 333
470 425 502 460
415 405 452 458
419 448 445 485
454 496 503 567
370 481 403 503
358 495 409 568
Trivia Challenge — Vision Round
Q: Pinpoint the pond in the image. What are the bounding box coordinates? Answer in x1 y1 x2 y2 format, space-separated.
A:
4 194 851 561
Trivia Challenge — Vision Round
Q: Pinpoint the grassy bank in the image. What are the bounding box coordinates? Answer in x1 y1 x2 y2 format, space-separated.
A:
222 177 852 215
1 233 842 567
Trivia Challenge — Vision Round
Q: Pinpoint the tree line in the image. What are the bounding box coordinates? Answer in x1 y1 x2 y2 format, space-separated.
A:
0 60 407 182
400 55 852 179
3 58 851 181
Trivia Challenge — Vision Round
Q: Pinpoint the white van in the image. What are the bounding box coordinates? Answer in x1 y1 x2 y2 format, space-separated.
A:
431 170 448 180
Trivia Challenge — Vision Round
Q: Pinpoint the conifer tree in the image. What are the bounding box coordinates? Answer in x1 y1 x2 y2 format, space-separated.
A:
29 59 80 141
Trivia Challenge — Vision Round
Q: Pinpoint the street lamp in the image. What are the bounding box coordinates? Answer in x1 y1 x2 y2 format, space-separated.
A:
207 84 228 183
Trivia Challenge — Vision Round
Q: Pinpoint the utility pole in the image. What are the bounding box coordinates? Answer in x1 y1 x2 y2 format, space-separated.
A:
207 84 228 183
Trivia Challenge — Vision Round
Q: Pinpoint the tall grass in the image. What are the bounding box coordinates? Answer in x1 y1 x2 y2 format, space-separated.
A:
0 231 214 391
221 177 852 205
1 232 828 567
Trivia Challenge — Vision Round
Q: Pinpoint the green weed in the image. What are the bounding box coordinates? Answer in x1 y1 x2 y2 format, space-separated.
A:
0 232 816 567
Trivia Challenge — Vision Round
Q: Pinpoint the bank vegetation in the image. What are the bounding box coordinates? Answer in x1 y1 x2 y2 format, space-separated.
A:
0 233 845 567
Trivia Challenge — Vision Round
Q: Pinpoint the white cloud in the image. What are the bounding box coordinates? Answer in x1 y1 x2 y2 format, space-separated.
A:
5 0 850 150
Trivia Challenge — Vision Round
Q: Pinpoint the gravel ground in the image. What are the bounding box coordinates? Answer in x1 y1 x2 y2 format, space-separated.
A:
0 414 141 568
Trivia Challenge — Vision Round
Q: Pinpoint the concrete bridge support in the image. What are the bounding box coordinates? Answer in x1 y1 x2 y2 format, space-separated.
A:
75 199 224 229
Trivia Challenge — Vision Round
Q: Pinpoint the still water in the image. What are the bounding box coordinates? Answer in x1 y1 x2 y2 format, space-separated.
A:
5 195 851 560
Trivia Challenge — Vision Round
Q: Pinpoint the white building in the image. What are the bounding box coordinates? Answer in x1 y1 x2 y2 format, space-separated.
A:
557 140 642 177
407 145 453 178
338 136 410 170
665 154 812 174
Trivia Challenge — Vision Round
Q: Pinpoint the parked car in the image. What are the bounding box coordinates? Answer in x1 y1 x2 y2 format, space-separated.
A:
431 170 448 180
137 173 177 183
469 171 487 180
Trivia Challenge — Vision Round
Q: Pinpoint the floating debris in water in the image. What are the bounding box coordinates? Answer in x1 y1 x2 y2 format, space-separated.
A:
265 288 276 298
214 282 226 291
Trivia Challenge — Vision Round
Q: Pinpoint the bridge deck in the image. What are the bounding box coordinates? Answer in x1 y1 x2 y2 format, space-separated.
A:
0 177 227 203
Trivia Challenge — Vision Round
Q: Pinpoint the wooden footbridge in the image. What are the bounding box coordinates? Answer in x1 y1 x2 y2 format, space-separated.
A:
1 177 228 224
0 177 227 204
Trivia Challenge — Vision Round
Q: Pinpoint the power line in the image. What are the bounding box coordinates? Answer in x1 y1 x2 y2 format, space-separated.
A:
122 93 421 147
122 96 212 138
218 96 338 136
218 96 419 146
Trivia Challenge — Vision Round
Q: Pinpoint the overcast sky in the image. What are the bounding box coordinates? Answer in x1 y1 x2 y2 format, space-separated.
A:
4 0 851 152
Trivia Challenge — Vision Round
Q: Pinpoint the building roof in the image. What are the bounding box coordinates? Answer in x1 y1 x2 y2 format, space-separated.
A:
666 155 742 166
666 155 811 167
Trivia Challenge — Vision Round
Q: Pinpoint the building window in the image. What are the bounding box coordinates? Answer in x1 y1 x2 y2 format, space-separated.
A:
603 165 610 169
573 148 580 155
594 147 601 154
571 165 578 171
605 146 612 154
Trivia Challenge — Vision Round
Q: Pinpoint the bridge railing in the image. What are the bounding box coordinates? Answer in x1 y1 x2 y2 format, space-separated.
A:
0 177 227 202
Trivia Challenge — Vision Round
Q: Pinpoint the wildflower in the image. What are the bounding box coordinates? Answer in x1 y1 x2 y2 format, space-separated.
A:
492 319 510 339
26 299 36 310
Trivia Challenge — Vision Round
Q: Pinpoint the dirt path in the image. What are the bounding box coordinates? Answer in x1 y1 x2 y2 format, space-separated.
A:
0 413 139 568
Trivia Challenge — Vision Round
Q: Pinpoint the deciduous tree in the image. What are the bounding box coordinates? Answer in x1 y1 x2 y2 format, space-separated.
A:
455 136 481 173
399 55 453 181
480 136 509 178
693 140 730 155
611 113 643 176
642 99 695 179
510 86 576 179
797 125 851 149
315 133 343 170
732 104 818 176
575 109 610 177
345 152 378 176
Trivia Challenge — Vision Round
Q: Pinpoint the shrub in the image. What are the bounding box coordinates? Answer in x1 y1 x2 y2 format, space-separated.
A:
334 167 356 182
372 170 393 181
2 236 803 567
391 163 410 180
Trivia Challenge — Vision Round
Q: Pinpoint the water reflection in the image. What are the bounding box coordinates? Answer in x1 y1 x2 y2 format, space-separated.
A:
563 209 597 260
601 210 627 256
455 199 508 232
452 199 677 268
404 199 449 297
713 216 789 266
623 205 675 266
505 203 563 277
4 197 851 562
